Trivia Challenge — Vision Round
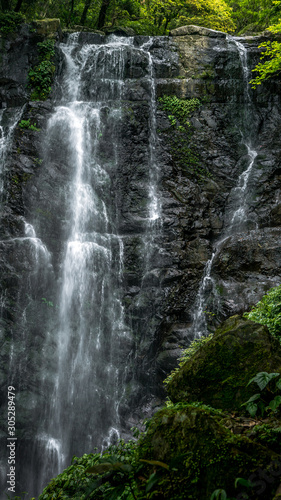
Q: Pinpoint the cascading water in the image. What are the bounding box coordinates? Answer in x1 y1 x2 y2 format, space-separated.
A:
0 34 164 498
191 37 259 338
0 108 23 194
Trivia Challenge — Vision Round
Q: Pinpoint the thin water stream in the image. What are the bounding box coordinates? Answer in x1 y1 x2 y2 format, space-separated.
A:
191 38 259 338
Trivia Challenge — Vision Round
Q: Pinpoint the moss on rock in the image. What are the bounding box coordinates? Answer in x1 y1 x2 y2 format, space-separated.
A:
137 403 280 499
31 18 61 36
166 315 281 411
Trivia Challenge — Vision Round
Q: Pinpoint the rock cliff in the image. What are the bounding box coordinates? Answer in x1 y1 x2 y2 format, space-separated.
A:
1 21 281 497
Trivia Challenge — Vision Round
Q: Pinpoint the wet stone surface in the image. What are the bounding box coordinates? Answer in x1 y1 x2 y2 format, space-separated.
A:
0 26 281 497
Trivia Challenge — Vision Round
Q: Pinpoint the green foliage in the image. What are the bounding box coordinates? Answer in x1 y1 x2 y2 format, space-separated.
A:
19 119 40 131
149 0 235 34
41 297 54 307
0 11 25 34
243 283 281 342
158 95 211 180
249 423 281 453
38 451 102 499
158 95 201 130
210 477 253 500
210 490 228 500
237 1 281 87
28 39 55 101
250 38 281 88
0 0 236 33
38 439 179 500
226 0 281 34
37 39 56 60
164 334 213 387
247 371 280 390
241 371 281 417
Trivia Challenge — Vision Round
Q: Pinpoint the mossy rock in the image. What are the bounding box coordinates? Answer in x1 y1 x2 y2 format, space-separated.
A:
31 18 61 36
104 26 135 36
166 315 281 411
138 404 280 499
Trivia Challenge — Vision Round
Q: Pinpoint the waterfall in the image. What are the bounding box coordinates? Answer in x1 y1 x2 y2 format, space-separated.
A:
0 34 164 498
191 37 259 338
0 108 23 195
38 35 136 491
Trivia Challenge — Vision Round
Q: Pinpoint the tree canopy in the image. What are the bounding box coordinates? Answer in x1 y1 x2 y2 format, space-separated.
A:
0 0 235 34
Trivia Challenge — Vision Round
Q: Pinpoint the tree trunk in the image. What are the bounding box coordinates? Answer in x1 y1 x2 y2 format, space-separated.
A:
80 0 92 26
97 0 110 29
67 0 75 27
14 0 24 12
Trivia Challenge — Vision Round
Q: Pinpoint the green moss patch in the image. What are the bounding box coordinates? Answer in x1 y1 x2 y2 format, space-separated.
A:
166 315 281 411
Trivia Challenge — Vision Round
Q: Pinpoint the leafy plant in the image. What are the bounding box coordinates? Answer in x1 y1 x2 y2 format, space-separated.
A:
244 284 281 344
241 371 281 417
210 489 229 500
210 477 254 499
37 39 56 60
157 95 211 180
164 334 213 387
19 119 40 131
28 39 56 101
0 12 25 35
158 95 201 131
41 297 54 307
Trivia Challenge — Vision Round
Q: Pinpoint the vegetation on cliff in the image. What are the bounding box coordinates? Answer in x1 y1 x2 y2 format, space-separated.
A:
36 296 281 500
244 284 281 343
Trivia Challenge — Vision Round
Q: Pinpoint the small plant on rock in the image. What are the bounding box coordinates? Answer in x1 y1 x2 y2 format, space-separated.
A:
241 371 281 417
19 119 40 131
28 39 56 101
244 284 281 344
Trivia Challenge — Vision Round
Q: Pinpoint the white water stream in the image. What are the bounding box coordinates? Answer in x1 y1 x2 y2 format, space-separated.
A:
30 35 162 492
192 38 258 338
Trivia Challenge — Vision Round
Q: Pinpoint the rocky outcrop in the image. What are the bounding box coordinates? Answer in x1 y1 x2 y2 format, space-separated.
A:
138 404 280 500
166 315 281 410
153 25 281 375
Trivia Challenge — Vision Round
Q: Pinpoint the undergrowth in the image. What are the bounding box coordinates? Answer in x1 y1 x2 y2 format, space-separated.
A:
28 39 55 100
244 284 281 345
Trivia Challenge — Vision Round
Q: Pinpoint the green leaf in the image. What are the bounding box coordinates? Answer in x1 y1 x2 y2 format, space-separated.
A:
246 401 258 417
247 372 280 391
104 484 127 499
86 462 128 474
140 459 169 470
276 379 281 391
241 393 260 406
266 395 281 411
210 489 227 500
146 471 162 493
235 477 254 488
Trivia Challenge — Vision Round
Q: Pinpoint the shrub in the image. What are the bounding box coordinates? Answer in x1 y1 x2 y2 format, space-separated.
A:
244 284 281 343
0 12 25 35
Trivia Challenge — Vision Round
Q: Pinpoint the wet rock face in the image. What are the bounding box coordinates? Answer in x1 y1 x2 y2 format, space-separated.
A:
0 25 44 107
1 25 281 495
153 27 281 375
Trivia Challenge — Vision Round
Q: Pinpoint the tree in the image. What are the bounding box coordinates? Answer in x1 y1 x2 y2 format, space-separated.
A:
226 0 281 34
149 0 235 34
97 0 110 28
80 0 92 25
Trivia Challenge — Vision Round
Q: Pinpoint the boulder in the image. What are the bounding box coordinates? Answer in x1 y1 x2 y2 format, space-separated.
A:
166 315 281 411
138 403 280 500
